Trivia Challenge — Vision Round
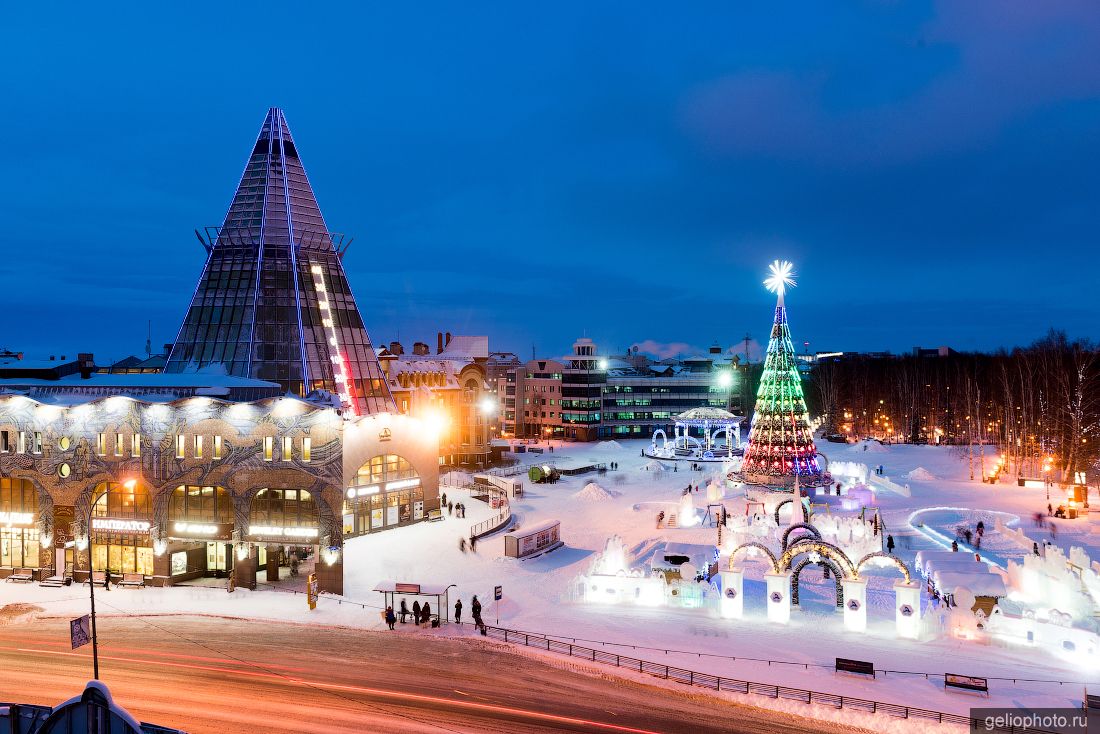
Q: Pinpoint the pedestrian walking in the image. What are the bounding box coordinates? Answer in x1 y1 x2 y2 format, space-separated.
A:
951 540 959 553
459 538 467 553
1033 542 1040 556
385 606 396 630
470 536 477 552
412 600 421 626
1048 503 1053 516
422 601 431 625
886 535 895 554
400 598 409 624
441 491 448 507
471 595 484 631
455 598 463 624
447 502 453 516
1050 522 1058 540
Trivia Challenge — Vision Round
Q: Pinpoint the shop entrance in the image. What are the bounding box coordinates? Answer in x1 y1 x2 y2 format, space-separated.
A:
206 542 231 574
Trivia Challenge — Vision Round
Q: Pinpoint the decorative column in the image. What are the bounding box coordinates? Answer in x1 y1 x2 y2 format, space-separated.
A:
842 578 867 632
720 567 744 619
894 581 921 639
765 571 792 624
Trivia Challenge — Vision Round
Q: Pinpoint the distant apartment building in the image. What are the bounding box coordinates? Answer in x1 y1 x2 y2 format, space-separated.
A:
499 338 744 441
377 333 493 468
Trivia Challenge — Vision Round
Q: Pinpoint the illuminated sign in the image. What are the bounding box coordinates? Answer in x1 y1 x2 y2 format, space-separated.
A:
171 522 233 538
384 478 420 491
91 518 151 533
249 526 319 539
348 485 380 498
0 512 34 526
379 427 392 441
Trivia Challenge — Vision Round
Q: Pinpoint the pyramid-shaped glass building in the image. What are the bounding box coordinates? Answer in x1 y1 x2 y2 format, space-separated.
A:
165 108 394 416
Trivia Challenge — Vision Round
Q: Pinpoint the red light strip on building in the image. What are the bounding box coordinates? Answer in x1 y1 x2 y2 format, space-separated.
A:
310 263 360 416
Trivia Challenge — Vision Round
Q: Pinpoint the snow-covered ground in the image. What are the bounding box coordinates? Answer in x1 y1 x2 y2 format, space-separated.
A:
6 438 1099 731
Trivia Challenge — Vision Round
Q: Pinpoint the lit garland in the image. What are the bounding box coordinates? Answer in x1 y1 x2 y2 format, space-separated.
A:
742 263 825 484
310 263 360 416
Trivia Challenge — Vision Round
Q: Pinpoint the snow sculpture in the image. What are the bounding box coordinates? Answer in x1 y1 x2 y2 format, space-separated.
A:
677 491 699 527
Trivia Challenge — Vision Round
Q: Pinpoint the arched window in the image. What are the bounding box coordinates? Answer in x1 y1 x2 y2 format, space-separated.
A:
169 486 233 538
352 454 418 489
92 481 153 520
0 478 39 568
249 489 319 540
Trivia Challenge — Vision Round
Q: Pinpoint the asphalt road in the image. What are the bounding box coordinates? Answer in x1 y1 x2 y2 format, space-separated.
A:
0 615 861 734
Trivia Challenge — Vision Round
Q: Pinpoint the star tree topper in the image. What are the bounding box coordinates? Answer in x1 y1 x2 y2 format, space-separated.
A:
764 260 796 300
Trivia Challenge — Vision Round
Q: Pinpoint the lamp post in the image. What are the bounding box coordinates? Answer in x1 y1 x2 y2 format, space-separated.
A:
77 501 101 679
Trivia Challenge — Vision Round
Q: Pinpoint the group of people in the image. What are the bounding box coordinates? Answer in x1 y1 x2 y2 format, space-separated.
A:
458 535 478 553
954 520 987 549
383 595 487 633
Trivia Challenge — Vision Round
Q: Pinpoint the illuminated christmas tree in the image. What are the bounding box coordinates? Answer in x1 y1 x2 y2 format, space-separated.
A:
740 261 827 488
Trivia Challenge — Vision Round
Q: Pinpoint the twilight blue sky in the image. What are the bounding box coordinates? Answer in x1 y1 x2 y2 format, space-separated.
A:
1 2 1098 364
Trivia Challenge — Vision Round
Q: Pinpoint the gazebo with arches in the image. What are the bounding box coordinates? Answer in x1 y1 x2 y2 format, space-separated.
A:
646 407 744 462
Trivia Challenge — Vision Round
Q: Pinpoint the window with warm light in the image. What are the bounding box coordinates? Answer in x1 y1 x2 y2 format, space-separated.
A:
132 434 141 457
263 436 273 461
213 435 222 459
114 433 123 457
194 435 203 459
302 437 311 462
282 436 292 461
175 435 185 459
94 432 104 456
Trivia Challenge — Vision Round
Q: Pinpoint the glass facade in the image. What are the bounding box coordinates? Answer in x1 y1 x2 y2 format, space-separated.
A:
250 489 319 530
169 485 233 524
165 107 395 416
343 454 422 536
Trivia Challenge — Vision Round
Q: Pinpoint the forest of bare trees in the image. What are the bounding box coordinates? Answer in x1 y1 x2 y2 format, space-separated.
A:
806 331 1100 483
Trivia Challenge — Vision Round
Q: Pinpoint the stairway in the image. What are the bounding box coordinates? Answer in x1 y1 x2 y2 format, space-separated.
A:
666 514 678 528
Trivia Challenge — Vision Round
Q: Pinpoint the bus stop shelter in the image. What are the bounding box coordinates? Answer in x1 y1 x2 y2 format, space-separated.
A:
373 581 452 624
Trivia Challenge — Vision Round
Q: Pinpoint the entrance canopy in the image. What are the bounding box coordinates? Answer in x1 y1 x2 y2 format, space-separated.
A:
373 581 452 623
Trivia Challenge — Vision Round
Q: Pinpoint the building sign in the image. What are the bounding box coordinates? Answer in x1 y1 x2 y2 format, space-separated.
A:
307 572 319 610
249 526 319 539
171 522 233 539
379 427 392 442
395 583 420 594
91 518 151 533
0 512 34 526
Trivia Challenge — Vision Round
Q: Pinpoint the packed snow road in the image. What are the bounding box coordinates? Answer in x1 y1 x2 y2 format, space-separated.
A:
0 615 865 734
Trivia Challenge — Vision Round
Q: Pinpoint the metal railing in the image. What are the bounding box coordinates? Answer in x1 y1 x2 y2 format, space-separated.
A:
479 625 1063 734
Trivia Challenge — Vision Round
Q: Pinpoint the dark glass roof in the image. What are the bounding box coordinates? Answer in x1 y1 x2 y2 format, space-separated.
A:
164 108 394 416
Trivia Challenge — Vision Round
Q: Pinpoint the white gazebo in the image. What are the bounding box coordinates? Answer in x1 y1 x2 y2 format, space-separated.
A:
648 407 744 461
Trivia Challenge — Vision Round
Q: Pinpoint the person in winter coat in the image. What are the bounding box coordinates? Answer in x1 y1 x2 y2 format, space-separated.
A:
454 598 463 624
951 540 959 552
441 491 448 507
1033 542 1040 556
412 600 421 626
886 535 895 554
399 598 409 624
421 601 431 625
385 607 396 630
471 595 483 628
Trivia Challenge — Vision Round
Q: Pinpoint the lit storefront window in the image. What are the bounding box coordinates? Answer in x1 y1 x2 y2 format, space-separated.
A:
0 478 39 568
91 481 154 576
168 486 233 538
343 455 422 536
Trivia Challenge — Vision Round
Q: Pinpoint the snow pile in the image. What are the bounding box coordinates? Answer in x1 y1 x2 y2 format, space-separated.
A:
642 460 667 472
572 482 621 502
855 439 889 454
906 467 938 481
597 440 624 451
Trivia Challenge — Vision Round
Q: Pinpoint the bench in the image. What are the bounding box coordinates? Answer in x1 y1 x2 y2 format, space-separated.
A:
118 573 145 589
84 571 108 587
426 509 443 522
5 568 33 583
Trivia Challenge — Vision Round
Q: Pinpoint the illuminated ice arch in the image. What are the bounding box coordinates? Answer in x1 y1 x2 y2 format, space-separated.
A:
651 407 743 460
248 488 320 541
